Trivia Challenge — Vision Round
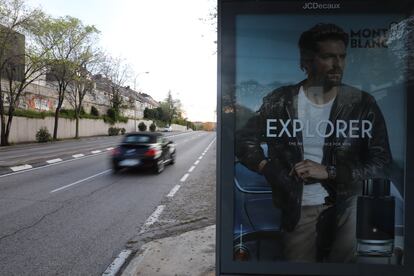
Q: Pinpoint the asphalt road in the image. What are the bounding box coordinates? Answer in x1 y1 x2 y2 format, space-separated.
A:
0 131 216 276
0 133 187 168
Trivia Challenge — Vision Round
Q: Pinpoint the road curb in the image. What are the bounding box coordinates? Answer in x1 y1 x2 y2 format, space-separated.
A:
121 225 216 276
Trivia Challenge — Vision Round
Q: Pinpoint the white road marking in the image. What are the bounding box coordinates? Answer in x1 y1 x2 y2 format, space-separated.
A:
91 150 101 154
188 166 196 172
10 164 32 172
180 173 190 182
0 153 107 179
72 154 84 158
139 205 165 234
198 156 203 160
102 249 132 276
50 169 112 193
167 185 181 198
46 158 63 164
106 147 114 151
194 160 200 165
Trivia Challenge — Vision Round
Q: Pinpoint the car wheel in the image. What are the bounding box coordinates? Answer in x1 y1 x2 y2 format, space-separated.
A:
154 157 165 174
170 152 176 165
113 165 121 174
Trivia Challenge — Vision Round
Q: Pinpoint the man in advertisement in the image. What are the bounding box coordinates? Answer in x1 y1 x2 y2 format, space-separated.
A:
235 23 392 262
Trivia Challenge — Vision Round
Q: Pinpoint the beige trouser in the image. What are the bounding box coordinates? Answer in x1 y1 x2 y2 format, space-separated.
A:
283 199 357 263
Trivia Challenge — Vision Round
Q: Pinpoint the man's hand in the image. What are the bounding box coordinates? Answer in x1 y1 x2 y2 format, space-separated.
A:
289 159 328 181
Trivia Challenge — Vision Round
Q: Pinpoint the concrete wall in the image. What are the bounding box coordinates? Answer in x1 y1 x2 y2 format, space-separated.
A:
171 124 188 132
7 116 155 143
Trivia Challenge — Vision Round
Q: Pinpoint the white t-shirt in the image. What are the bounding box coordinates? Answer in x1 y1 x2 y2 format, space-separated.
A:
298 86 334 206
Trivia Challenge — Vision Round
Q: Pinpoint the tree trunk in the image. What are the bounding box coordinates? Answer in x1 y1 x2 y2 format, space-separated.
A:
0 113 6 146
75 111 79 139
4 110 13 146
0 96 7 146
53 108 60 140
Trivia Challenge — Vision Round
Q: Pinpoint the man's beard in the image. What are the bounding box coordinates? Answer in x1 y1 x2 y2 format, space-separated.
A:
311 70 343 89
324 69 343 87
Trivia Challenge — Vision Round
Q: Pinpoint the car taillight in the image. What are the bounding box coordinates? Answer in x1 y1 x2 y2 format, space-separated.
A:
144 148 159 157
111 147 121 156
233 244 250 261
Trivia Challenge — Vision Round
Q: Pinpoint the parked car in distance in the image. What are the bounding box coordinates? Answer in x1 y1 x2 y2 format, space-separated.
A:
111 132 176 174
163 125 172 132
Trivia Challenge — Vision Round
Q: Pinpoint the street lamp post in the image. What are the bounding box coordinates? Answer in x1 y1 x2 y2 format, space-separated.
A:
133 71 149 91
133 71 149 131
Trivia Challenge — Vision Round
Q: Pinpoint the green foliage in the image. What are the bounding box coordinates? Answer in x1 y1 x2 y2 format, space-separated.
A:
104 107 128 124
108 127 120 136
59 108 76 120
80 113 101 120
106 108 116 119
118 116 128 123
149 122 156 132
13 109 53 119
172 117 188 126
36 127 51 142
107 126 127 136
105 108 117 124
80 106 86 115
138 122 147 131
103 115 115 125
90 106 99 116
187 122 196 130
143 108 152 119
13 108 101 121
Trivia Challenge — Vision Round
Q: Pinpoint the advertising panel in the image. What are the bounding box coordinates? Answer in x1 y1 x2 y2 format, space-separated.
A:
217 1 414 275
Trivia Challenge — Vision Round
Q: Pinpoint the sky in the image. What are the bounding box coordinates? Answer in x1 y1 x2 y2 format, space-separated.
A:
26 0 217 122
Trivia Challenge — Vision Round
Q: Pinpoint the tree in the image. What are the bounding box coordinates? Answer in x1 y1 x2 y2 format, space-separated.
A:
0 0 47 146
34 15 99 140
161 90 182 125
100 55 132 116
67 49 102 138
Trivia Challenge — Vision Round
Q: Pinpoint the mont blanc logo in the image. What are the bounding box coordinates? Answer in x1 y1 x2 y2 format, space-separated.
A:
303 2 341 9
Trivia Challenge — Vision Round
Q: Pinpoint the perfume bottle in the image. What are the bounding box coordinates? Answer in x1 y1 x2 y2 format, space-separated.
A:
356 178 395 257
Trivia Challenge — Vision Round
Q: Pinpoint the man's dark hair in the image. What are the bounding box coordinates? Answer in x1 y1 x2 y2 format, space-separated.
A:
299 23 349 72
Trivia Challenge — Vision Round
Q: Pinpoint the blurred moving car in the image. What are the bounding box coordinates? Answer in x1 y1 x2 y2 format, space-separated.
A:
111 132 176 174
163 125 172 132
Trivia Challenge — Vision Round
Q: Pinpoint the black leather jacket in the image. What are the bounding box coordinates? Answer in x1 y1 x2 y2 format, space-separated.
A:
236 81 392 231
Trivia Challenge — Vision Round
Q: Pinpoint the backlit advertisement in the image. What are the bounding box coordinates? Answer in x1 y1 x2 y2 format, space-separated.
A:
217 1 414 275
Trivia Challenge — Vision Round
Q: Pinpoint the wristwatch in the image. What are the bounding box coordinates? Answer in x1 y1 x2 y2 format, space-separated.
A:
326 165 337 180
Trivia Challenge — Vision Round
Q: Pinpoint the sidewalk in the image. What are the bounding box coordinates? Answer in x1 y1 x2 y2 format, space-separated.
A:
121 225 216 276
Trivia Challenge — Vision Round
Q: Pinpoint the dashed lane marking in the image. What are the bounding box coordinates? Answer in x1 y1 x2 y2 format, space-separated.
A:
72 154 84 158
167 185 181 198
139 205 165 234
10 164 32 172
188 166 196 172
91 150 101 154
46 158 63 164
102 249 132 276
180 173 190 182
